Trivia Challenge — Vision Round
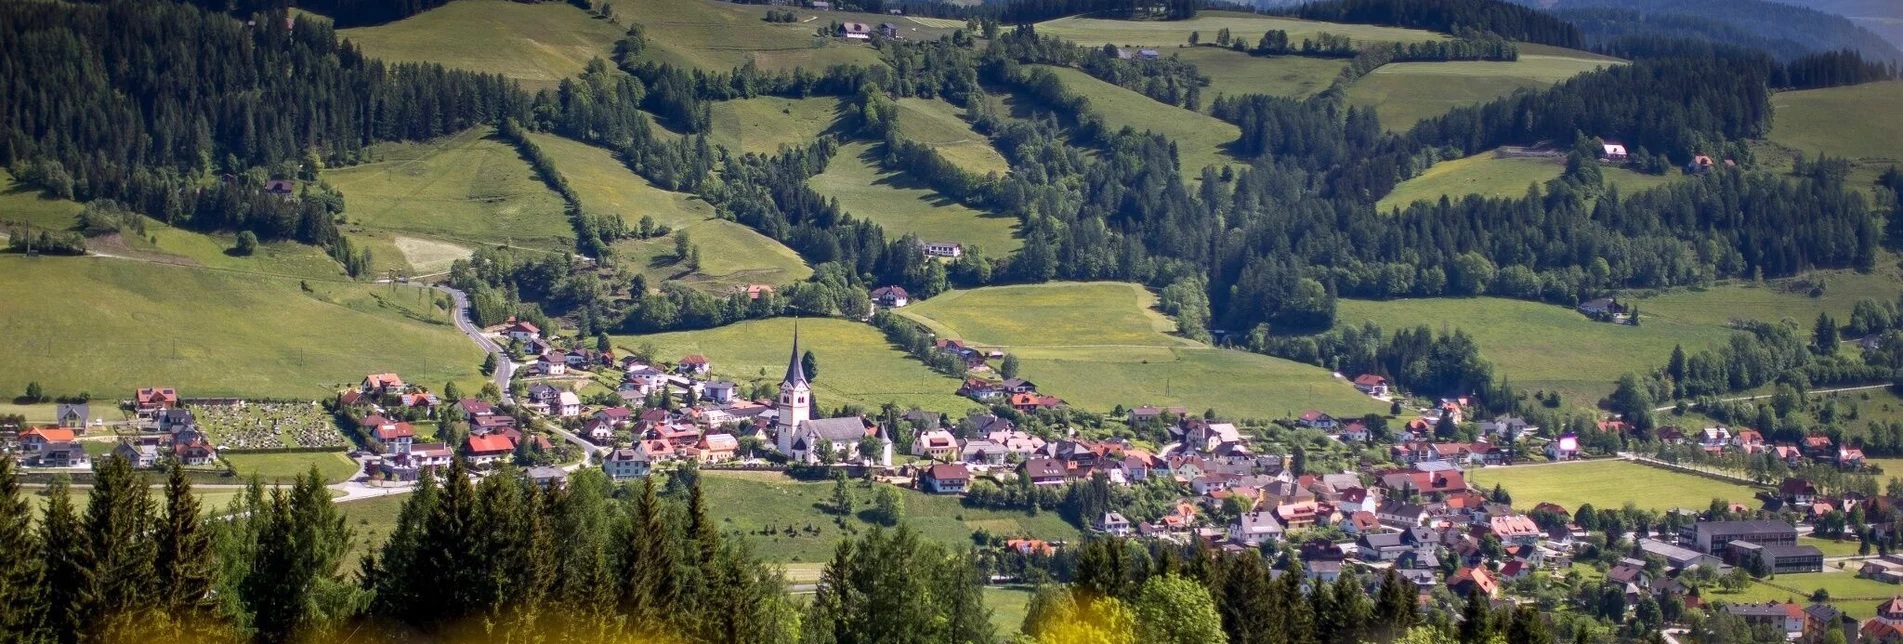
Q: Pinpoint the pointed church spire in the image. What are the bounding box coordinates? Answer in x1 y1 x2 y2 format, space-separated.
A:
784 319 808 388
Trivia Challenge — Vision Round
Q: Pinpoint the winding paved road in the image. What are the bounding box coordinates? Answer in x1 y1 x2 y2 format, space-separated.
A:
432 284 514 405
1651 383 1890 412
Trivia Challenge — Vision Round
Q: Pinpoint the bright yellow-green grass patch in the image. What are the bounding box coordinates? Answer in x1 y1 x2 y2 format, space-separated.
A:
1769 80 1903 163
1801 535 1864 557
27 489 244 520
224 451 362 484
526 132 812 289
1176 47 1348 102
391 235 472 275
700 471 1080 563
810 141 1020 252
1335 296 1725 406
1632 260 1903 330
1035 11 1445 49
338 492 411 574
338 0 622 91
0 404 60 424
1465 460 1763 512
983 586 1036 637
1375 150 1681 212
616 317 977 414
1347 55 1619 131
900 283 1386 419
123 220 347 280
325 127 571 251
1716 573 1899 619
1038 66 1245 181
607 0 886 72
0 170 83 230
707 96 844 156
0 256 484 400
895 98 1011 176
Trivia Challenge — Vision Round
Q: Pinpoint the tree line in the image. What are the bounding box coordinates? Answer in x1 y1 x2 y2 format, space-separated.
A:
1270 0 1584 49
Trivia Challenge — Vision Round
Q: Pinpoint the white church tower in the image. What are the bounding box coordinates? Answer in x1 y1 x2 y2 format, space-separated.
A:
775 325 812 455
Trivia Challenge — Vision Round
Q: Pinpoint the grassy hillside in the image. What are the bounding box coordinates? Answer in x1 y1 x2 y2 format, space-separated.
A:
0 170 83 230
0 256 483 399
338 0 622 91
615 317 977 414
526 133 811 289
707 97 845 157
900 283 1387 419
895 98 1012 176
809 141 1021 252
701 470 1078 563
1035 11 1445 49
1177 48 1348 102
324 127 571 252
1038 66 1245 181
1375 150 1680 212
1467 460 1763 512
1632 263 1903 330
1769 80 1903 163
607 0 890 72
1333 296 1722 407
1347 54 1620 131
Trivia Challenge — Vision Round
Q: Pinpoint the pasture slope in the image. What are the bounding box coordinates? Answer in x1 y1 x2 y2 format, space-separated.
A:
1346 53 1620 131
894 98 1013 176
809 141 1021 253
323 127 572 252
706 96 845 157
337 0 623 91
615 317 977 415
900 283 1387 420
1375 149 1679 212
1037 66 1246 182
1035 11 1445 49
1176 47 1349 102
607 0 894 72
526 132 813 290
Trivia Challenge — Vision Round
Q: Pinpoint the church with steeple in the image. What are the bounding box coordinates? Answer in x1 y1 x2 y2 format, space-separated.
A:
772 325 891 466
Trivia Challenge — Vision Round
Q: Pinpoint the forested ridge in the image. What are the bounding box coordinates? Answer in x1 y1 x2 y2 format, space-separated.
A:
1524 0 1903 64
1273 0 1583 49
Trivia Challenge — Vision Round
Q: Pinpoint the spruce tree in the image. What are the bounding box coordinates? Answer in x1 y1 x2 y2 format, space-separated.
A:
0 457 37 638
366 471 439 618
154 464 219 639
1458 586 1491 643
416 458 487 634
81 455 158 640
621 477 679 637
37 477 89 644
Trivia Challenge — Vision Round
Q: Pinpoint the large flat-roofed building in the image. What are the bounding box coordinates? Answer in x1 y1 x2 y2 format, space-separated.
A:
1727 542 1824 573
1682 519 1798 554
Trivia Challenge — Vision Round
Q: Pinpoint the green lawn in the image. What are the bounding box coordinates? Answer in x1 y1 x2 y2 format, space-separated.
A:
324 127 572 251
1034 11 1445 49
701 470 1079 563
1631 261 1903 331
224 451 362 485
608 0 892 72
1716 572 1900 619
1038 66 1245 182
983 585 1036 637
27 488 245 520
1465 460 1763 512
527 132 812 290
1176 47 1348 102
1768 80 1903 163
0 256 484 400
1375 150 1682 212
899 283 1387 419
615 317 978 414
809 141 1021 253
338 0 622 91
1334 296 1728 407
0 170 84 230
1346 54 1620 131
895 98 1012 176
337 492 412 575
707 96 846 157
1801 535 1865 557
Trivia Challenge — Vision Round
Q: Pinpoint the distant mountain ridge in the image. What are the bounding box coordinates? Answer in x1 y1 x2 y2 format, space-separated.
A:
1774 0 1903 49
1513 0 1902 63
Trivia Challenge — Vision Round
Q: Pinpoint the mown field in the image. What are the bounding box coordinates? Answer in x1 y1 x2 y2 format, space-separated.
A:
895 98 1012 176
1768 80 1903 162
1465 460 1763 512
1346 54 1620 131
1034 11 1444 49
338 492 411 574
1374 150 1680 212
1333 296 1722 406
0 170 83 230
1037 66 1245 181
325 127 572 251
0 256 484 400
337 0 623 91
983 585 1036 637
809 141 1021 252
899 283 1387 419
527 132 812 290
615 317 977 414
706 96 845 157
1631 262 1903 331
607 0 892 72
224 451 362 485
1175 47 1348 102
701 470 1079 563
1715 572 1898 619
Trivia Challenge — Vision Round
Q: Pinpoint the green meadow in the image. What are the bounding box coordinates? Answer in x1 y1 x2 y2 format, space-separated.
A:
809 141 1021 252
607 0 888 72
1176 47 1349 102
895 98 1012 176
707 96 846 157
0 170 84 230
1769 80 1903 162
224 451 362 485
338 0 623 91
900 283 1386 419
1465 460 1764 513
615 317 978 414
527 132 812 290
1347 54 1620 131
1038 66 1245 181
1034 11 1445 49
1375 150 1680 212
324 127 571 251
0 256 483 400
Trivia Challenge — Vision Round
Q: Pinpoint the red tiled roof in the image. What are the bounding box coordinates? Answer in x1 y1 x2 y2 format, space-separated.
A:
467 434 515 454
